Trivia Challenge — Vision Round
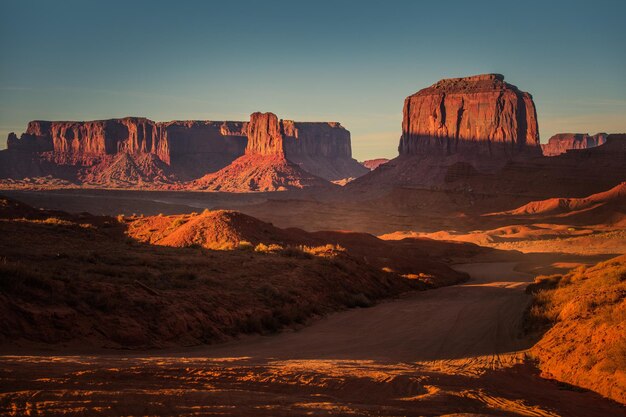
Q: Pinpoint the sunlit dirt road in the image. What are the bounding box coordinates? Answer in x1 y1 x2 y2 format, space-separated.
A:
1 262 623 416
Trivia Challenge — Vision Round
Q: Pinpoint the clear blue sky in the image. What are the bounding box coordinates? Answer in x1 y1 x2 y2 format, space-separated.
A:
1 0 624 160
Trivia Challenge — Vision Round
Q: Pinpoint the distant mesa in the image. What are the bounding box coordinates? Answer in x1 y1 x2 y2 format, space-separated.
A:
1 111 367 190
361 158 389 171
398 73 541 159
541 132 607 156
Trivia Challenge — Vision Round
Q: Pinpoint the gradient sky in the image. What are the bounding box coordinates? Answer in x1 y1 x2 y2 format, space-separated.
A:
1 0 624 160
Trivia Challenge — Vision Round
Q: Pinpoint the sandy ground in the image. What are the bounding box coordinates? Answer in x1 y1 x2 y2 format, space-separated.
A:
1 262 624 416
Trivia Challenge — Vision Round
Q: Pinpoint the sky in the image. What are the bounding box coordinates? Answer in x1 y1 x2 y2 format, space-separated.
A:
0 0 624 160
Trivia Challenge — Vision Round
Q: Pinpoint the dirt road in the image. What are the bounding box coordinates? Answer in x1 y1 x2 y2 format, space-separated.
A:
1 262 623 416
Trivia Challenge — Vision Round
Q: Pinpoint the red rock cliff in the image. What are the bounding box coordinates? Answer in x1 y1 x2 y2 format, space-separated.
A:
245 112 286 156
282 121 352 158
242 112 366 181
8 118 248 164
4 113 365 182
398 74 541 158
542 133 607 156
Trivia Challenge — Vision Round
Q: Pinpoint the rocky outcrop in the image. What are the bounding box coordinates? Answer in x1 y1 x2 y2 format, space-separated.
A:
245 112 285 156
398 74 541 158
283 121 368 181
361 159 389 171
191 112 335 191
542 133 607 156
8 118 248 166
4 112 365 185
349 77 624 198
243 112 367 181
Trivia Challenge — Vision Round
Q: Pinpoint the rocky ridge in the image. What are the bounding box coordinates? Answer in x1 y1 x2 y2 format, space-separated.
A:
542 133 607 156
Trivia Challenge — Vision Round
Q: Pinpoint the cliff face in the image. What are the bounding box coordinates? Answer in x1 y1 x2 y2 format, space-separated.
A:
361 159 390 171
9 118 248 164
242 112 367 181
245 112 285 156
398 74 541 158
3 112 365 185
542 133 607 156
283 121 352 158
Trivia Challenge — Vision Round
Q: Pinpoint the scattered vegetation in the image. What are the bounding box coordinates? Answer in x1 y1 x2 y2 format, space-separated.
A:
525 255 626 404
0 205 416 349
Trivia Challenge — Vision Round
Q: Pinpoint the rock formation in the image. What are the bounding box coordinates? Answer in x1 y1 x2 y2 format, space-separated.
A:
541 133 607 156
2 112 366 187
398 74 541 158
245 112 285 156
361 158 389 171
191 112 332 191
242 112 367 181
350 76 624 198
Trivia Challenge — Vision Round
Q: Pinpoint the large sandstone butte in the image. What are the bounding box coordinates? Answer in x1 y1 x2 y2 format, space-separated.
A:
541 132 607 156
243 112 367 180
2 113 366 186
191 112 333 191
398 74 541 158
349 76 625 197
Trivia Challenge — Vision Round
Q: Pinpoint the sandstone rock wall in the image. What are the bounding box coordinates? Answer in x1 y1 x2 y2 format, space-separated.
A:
398 74 541 158
542 133 607 156
243 112 367 181
4 112 366 183
283 121 352 158
245 112 285 156
9 118 249 162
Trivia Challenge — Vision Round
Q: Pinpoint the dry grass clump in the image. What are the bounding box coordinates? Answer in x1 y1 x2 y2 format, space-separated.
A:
42 217 75 226
526 255 626 404
254 243 284 253
527 260 626 329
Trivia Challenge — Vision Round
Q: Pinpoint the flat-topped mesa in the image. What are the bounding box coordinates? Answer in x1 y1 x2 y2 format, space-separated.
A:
244 112 355 158
399 73 541 158
542 133 607 156
6 118 248 164
282 121 352 158
158 120 247 166
3 113 365 183
242 112 366 181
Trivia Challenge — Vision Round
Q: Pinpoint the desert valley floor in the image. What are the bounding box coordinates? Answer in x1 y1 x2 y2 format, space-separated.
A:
1 188 624 416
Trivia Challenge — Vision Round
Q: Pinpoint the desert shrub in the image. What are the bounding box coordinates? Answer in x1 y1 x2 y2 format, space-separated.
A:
254 243 284 253
237 240 254 251
341 292 372 308
603 338 626 371
302 244 346 257
278 245 312 259
169 217 187 229
42 217 74 226
116 214 125 223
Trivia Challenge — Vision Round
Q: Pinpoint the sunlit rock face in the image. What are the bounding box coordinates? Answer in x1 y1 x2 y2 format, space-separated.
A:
8 118 248 163
398 74 541 158
542 132 607 156
4 112 366 182
244 112 367 181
